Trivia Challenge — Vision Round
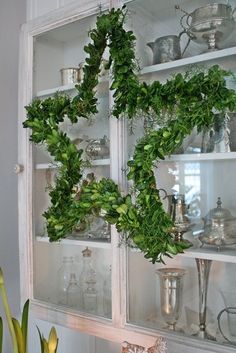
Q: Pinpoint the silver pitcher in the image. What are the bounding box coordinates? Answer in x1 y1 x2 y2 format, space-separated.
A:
160 190 191 241
147 32 189 64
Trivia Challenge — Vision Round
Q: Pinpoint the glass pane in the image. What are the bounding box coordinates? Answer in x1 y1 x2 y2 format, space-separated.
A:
31 10 112 319
34 242 112 318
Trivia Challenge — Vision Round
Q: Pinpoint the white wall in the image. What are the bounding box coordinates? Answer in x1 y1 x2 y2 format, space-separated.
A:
27 0 78 20
0 0 26 352
28 317 94 353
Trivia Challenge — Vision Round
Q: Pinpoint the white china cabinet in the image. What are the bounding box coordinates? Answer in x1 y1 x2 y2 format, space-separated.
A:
18 0 236 352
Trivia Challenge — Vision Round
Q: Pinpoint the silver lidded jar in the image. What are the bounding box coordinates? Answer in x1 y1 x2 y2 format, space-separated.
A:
86 135 110 159
199 197 236 249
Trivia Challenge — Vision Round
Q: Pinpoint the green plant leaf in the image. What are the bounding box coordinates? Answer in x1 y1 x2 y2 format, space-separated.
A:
43 338 49 353
48 327 58 353
21 299 29 351
36 326 44 353
12 318 25 353
0 317 3 353
0 268 18 353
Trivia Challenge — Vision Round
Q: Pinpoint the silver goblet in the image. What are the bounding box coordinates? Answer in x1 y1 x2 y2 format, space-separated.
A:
157 268 186 331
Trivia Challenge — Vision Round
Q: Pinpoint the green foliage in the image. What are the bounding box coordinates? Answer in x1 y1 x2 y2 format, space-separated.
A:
10 299 29 353
23 7 236 263
0 268 18 353
0 268 58 353
0 269 29 353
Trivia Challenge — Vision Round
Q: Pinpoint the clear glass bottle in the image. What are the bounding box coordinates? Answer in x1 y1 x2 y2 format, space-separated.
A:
67 273 81 308
79 247 97 314
84 278 97 314
103 265 112 318
57 256 77 305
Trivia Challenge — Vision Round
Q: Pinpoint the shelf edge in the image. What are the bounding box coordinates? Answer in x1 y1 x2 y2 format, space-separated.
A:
36 236 111 249
140 46 236 75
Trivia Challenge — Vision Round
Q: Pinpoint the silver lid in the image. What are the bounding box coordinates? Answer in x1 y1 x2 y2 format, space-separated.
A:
205 197 232 221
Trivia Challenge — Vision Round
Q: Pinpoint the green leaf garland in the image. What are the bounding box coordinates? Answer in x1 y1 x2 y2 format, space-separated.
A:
23 6 236 263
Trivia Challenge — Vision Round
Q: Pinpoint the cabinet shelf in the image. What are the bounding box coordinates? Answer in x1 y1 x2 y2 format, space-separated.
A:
180 247 236 263
130 245 236 264
164 151 236 162
36 236 111 249
35 45 236 97
35 158 110 170
36 83 77 97
35 78 109 98
35 162 58 170
89 158 110 166
35 153 236 169
140 46 236 75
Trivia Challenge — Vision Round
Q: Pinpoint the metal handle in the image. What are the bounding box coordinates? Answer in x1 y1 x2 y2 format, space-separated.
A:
14 164 24 174
175 5 192 31
179 30 191 57
180 13 189 31
159 188 168 200
217 307 236 344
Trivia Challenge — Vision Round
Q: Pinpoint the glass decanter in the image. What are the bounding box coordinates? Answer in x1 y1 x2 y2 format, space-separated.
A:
57 256 77 305
67 272 81 308
103 265 112 318
79 247 97 314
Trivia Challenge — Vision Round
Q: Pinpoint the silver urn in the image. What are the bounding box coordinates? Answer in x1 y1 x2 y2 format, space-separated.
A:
178 3 236 51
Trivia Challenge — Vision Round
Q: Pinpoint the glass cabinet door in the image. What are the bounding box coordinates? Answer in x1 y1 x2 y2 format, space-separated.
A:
124 0 236 348
19 0 236 348
31 10 112 319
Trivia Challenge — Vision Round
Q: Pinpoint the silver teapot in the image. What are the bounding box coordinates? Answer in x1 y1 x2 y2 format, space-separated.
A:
147 32 189 64
85 135 109 159
199 197 236 248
